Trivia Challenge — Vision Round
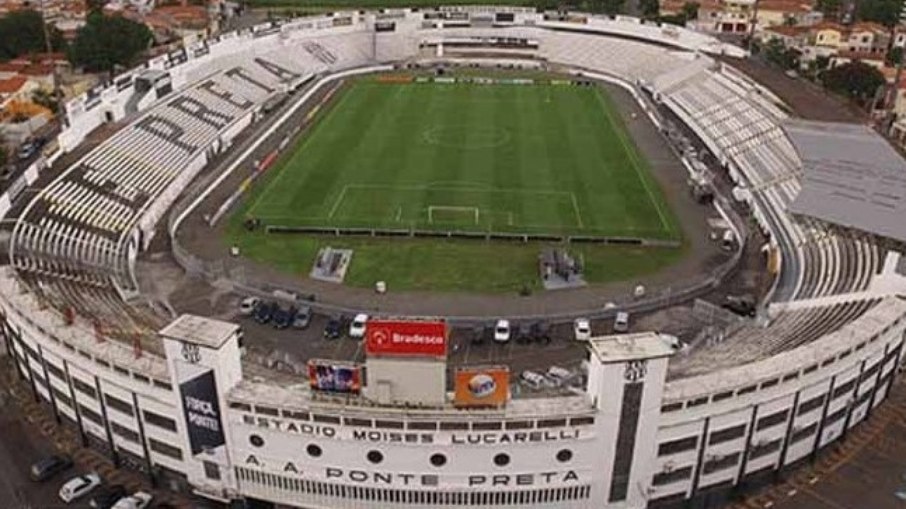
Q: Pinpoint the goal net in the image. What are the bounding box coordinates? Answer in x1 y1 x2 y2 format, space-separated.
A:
427 206 480 225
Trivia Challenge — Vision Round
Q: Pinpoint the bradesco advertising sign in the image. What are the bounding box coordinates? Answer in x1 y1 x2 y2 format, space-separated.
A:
365 320 447 357
179 369 226 456
308 360 361 394
454 366 509 408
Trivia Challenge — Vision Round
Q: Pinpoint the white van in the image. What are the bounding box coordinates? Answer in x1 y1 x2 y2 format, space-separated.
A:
520 370 547 390
614 311 630 332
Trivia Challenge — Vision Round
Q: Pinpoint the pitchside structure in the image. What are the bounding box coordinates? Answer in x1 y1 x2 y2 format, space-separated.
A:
242 78 680 247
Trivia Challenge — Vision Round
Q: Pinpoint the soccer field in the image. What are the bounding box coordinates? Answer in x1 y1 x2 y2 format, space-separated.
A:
241 80 679 240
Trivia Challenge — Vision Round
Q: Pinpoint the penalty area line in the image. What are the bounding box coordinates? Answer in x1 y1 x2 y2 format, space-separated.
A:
570 193 584 229
327 185 349 219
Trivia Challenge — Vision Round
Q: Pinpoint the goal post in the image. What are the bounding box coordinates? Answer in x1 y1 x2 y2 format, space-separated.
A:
427 206 480 225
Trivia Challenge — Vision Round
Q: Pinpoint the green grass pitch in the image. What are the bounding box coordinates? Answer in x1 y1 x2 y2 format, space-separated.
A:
228 79 684 293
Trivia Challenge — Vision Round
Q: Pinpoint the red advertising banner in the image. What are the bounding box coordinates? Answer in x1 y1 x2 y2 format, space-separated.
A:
366 320 447 357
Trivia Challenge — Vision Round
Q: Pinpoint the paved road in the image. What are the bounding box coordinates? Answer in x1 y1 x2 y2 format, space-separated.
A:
0 391 90 509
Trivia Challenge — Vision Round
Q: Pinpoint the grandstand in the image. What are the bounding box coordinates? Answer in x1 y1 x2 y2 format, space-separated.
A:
0 8 902 509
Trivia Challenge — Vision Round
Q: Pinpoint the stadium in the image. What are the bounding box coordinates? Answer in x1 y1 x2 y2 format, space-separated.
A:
1 6 905 509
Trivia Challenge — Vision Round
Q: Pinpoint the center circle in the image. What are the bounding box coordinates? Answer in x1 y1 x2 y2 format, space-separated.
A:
422 125 511 150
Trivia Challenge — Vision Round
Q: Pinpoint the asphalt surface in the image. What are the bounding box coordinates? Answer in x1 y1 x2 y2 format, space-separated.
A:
0 390 90 509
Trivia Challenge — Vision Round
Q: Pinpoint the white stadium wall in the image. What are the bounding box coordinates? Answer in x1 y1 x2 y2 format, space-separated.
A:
0 8 903 509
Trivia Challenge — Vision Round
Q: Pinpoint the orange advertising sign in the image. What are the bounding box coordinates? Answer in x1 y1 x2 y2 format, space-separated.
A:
454 366 509 408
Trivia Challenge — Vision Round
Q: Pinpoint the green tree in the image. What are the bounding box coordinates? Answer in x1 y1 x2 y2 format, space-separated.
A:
31 88 60 114
857 0 901 27
815 0 842 19
86 0 109 14
0 10 66 62
822 61 886 104
68 12 152 74
764 37 800 70
887 46 903 66
681 1 700 20
640 0 660 18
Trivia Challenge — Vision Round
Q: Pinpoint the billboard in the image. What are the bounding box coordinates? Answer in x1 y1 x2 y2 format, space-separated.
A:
454 366 509 408
179 370 226 456
308 360 361 394
366 320 447 357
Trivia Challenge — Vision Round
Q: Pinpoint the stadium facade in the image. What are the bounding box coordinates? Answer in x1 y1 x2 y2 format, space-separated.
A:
1 7 904 509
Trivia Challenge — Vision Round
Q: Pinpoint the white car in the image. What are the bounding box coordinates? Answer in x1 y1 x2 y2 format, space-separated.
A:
112 491 153 509
349 313 368 338
59 472 101 503
494 320 510 342
573 318 591 341
239 296 260 316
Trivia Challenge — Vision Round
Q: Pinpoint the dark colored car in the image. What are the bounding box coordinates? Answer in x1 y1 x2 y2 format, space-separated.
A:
722 295 756 317
89 484 127 509
324 317 342 339
470 325 486 346
531 322 552 345
516 323 534 344
29 454 72 482
254 301 277 324
272 305 296 329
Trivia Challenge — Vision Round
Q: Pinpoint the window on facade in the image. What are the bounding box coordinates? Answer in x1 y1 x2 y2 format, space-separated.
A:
72 378 96 399
79 404 103 425
797 394 826 416
756 409 789 431
143 410 177 432
203 461 221 480
111 421 139 443
104 394 134 416
652 466 693 486
709 424 746 445
149 438 183 461
657 436 698 456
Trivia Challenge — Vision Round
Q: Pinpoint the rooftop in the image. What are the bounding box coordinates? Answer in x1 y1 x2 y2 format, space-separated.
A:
227 379 596 420
0 76 28 95
785 119 906 244
159 314 239 349
586 332 677 364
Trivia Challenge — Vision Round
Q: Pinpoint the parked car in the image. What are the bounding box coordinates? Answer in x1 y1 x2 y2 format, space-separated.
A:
573 318 591 341
29 454 72 482
613 311 630 333
520 370 547 390
59 472 102 503
493 320 510 343
324 317 342 339
89 485 127 509
111 491 153 509
272 304 296 329
531 322 551 345
516 322 533 344
722 294 756 317
16 138 44 161
349 313 368 338
254 301 277 324
292 306 312 329
546 366 572 386
470 325 486 346
239 297 260 316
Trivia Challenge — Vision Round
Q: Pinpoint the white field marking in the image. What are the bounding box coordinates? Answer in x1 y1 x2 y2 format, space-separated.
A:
394 206 402 222
342 182 573 197
327 184 350 219
593 91 672 234
508 212 514 226
569 192 585 229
